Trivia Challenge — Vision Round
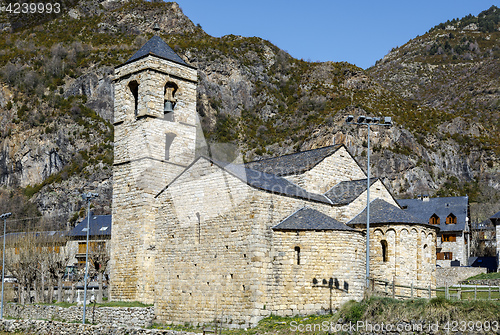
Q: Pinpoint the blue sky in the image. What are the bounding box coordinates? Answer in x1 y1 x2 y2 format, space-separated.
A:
177 0 497 69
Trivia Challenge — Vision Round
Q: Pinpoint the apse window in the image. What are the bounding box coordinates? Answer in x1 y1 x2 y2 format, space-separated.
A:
381 240 388 262
128 81 139 116
294 246 301 265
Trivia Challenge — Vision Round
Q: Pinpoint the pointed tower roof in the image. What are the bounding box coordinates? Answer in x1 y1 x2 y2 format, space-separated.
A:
126 35 187 65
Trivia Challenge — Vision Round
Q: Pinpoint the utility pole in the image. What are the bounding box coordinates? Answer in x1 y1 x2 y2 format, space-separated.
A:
346 115 392 292
0 212 12 319
81 192 98 324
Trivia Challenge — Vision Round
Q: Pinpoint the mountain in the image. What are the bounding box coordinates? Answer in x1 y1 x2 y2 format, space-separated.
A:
0 0 498 230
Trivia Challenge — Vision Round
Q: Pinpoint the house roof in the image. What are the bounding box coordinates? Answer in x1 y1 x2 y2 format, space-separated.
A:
324 178 378 205
125 36 187 65
490 210 500 222
272 207 355 231
68 213 112 238
347 198 430 226
397 196 469 232
244 145 342 176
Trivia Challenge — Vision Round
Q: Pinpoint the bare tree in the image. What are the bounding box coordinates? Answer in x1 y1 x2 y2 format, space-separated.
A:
87 241 110 303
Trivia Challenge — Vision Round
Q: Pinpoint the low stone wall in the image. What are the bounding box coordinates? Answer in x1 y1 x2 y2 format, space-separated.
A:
436 267 487 287
4 303 154 327
460 278 500 286
0 319 200 335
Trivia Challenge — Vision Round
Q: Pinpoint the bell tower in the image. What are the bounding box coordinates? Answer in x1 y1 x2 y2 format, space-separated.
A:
110 36 197 303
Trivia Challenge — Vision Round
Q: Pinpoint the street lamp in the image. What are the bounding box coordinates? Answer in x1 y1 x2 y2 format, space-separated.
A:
346 115 392 292
81 192 98 324
0 212 12 319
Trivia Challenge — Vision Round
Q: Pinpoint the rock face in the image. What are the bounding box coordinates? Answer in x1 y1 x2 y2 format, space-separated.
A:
0 1 498 227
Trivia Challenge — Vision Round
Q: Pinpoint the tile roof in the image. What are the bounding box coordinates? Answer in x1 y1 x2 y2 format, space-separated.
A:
68 213 112 238
324 178 378 205
244 145 342 176
347 198 429 226
212 159 332 204
272 207 355 231
125 36 187 65
397 196 469 232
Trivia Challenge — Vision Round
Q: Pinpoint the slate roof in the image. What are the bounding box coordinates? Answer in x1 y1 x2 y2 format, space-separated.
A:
397 196 469 232
211 159 332 204
347 198 429 226
244 145 342 176
68 213 112 238
272 207 355 231
125 36 187 65
324 178 378 205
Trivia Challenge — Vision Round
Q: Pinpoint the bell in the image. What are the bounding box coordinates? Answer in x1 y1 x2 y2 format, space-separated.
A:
164 100 175 113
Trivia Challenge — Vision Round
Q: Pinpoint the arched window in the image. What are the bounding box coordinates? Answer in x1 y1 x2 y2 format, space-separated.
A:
381 240 388 262
294 246 300 265
165 133 176 160
446 213 457 225
164 82 178 122
128 81 139 116
429 214 440 225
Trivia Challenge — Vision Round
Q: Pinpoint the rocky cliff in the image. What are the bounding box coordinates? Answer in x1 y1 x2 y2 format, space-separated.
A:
0 0 498 229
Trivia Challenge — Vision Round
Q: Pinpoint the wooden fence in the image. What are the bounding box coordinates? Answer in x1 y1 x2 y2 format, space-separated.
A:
369 278 500 301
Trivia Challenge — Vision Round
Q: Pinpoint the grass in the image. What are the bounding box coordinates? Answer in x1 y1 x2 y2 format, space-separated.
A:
465 272 500 281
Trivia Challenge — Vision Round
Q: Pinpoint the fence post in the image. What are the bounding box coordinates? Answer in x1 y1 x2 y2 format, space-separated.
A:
428 284 431 299
445 283 448 300
411 282 414 298
489 283 491 300
475 284 477 300
458 284 461 300
392 279 395 299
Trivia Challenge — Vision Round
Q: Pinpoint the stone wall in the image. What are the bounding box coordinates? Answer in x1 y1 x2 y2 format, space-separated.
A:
285 146 366 194
153 157 411 327
366 224 437 297
3 304 154 328
435 266 487 287
0 319 199 335
269 230 365 316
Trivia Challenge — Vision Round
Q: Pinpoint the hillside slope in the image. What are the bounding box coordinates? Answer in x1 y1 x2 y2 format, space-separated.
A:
0 0 498 229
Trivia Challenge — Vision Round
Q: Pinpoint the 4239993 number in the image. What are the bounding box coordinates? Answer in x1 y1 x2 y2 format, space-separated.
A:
5 2 61 14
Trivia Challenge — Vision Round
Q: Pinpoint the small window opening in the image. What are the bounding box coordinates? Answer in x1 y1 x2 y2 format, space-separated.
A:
128 81 139 116
164 82 177 121
165 133 176 161
381 240 388 262
429 214 440 225
446 213 457 225
294 246 301 265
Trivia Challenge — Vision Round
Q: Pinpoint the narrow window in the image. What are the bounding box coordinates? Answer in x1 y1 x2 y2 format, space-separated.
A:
294 246 300 265
164 82 177 121
381 240 388 262
165 133 176 160
128 81 139 116
429 214 440 225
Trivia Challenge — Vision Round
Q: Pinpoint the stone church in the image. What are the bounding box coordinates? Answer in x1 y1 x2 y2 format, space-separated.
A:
109 36 438 327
